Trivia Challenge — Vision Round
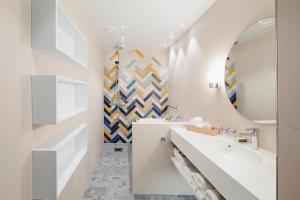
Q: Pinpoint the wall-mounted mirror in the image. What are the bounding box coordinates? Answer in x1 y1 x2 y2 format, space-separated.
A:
225 17 276 125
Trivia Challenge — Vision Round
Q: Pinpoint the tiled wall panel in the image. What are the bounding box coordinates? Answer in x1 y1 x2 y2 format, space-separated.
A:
104 50 168 143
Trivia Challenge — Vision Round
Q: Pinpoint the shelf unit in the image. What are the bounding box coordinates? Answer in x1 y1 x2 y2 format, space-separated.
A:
31 75 88 124
32 0 87 68
32 123 88 200
253 120 276 125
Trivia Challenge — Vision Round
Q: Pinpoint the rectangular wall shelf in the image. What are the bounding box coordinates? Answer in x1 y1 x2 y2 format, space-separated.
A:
32 0 87 68
32 123 88 200
31 75 88 125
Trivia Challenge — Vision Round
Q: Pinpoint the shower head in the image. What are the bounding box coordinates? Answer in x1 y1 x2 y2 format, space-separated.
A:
113 43 125 51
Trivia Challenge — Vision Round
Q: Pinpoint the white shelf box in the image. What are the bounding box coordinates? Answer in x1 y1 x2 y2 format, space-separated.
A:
32 0 87 68
32 124 88 200
31 75 88 124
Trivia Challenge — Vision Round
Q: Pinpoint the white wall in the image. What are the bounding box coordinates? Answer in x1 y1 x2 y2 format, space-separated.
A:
232 31 276 121
0 0 104 199
168 0 276 153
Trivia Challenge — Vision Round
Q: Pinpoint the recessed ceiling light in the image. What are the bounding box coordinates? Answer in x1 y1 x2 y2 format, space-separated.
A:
120 25 125 29
181 24 185 28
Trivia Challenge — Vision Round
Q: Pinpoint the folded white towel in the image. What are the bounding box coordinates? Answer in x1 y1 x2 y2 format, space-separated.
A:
190 117 204 125
205 189 225 200
191 172 214 189
194 122 212 129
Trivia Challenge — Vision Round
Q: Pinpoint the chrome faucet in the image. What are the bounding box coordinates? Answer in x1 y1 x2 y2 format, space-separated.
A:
244 128 259 150
165 105 183 121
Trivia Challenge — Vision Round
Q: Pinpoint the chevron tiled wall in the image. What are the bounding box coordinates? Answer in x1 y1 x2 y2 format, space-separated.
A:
225 56 237 109
104 50 168 143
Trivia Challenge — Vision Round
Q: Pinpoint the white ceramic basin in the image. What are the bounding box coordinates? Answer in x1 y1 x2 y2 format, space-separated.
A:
218 143 262 164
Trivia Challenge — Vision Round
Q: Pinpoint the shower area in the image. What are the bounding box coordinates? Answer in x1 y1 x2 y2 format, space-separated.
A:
103 49 169 143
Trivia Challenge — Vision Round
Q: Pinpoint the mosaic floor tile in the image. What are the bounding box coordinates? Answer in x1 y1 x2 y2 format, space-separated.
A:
83 143 196 200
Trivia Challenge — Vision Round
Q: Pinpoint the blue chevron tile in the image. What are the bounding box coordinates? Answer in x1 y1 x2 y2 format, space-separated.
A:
152 73 162 83
127 59 136 69
152 82 162 92
127 79 136 89
160 97 168 106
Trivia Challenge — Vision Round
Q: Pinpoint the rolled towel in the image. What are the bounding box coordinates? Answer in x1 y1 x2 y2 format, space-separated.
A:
205 189 225 200
171 157 194 184
195 188 207 200
191 172 214 189
171 156 182 171
173 148 186 165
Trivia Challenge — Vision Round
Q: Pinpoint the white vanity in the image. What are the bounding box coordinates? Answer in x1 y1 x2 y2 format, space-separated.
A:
171 127 276 200
132 119 276 200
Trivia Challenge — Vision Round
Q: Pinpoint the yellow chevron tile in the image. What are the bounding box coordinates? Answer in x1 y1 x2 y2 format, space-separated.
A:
227 67 236 78
119 125 127 136
135 50 144 58
232 101 237 108
144 63 153 72
104 104 111 112
104 71 111 79
152 69 160 78
161 89 168 97
109 65 118 74
125 110 136 120
161 103 169 110
136 87 144 98
111 109 119 117
104 129 112 138
229 79 236 89
134 70 143 79
110 51 119 61
110 77 118 85
104 83 110 92
143 101 153 112
135 64 153 79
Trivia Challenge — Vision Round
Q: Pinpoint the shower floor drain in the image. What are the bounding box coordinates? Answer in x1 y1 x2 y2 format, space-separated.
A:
114 148 123 152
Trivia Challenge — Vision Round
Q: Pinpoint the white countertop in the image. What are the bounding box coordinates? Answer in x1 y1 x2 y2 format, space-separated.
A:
170 127 276 200
133 118 188 125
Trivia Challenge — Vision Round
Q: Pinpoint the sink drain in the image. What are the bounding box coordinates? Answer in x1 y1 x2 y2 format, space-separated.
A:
114 148 123 152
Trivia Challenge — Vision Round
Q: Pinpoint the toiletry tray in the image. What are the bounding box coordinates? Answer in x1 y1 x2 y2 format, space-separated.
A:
185 124 220 136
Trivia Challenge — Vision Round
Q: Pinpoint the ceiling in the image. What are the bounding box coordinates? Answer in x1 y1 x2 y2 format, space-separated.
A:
79 0 216 51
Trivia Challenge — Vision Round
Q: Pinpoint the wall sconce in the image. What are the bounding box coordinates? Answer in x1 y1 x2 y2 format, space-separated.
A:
209 82 220 89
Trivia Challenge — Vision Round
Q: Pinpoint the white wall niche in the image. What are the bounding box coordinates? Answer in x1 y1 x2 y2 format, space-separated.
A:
32 0 87 69
31 75 88 125
32 123 88 200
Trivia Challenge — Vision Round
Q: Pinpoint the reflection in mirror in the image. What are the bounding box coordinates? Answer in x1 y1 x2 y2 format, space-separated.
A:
225 17 276 124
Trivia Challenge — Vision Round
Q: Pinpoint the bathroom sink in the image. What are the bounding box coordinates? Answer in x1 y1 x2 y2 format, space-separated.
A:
218 143 262 164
